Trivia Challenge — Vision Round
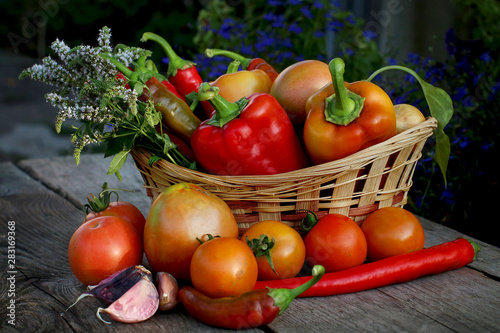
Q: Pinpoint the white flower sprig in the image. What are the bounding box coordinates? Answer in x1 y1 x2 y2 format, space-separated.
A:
20 26 196 179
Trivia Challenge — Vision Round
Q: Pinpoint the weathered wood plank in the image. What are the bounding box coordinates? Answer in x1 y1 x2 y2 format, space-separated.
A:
18 154 152 217
2 155 500 332
0 162 263 333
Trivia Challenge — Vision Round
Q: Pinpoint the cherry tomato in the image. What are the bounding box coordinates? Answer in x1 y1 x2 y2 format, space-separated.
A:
304 213 367 272
190 237 258 298
86 201 146 239
241 220 306 280
144 183 239 281
361 207 425 262
270 60 331 124
68 216 143 286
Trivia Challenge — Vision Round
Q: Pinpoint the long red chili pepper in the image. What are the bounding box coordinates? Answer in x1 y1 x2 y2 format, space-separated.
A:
178 265 325 330
141 32 213 118
205 48 280 83
254 238 479 297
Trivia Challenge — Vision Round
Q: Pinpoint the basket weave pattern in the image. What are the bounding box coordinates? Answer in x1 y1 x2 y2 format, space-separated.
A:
131 117 437 234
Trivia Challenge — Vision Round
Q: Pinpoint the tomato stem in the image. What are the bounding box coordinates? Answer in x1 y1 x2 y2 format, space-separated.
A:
246 235 278 275
324 58 365 126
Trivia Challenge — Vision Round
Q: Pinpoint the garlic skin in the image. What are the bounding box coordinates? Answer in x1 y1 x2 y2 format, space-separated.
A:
97 275 159 324
156 272 179 311
394 104 426 133
67 265 150 310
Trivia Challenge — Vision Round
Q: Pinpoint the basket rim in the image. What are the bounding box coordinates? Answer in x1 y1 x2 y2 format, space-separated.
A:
131 117 437 182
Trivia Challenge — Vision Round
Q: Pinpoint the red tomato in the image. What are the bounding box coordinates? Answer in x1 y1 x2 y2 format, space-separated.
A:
144 183 239 281
68 216 143 286
304 213 367 272
361 207 425 262
241 220 306 280
190 237 258 298
86 201 146 238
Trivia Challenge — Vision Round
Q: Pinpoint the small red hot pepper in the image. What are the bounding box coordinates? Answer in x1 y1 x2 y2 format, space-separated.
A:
178 265 324 330
190 83 309 175
254 238 479 297
141 32 213 117
303 58 397 164
205 48 280 83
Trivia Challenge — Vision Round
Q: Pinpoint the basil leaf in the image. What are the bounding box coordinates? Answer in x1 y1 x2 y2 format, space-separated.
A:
107 150 130 180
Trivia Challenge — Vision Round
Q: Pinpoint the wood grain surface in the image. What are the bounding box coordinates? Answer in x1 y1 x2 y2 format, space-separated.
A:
1 154 499 332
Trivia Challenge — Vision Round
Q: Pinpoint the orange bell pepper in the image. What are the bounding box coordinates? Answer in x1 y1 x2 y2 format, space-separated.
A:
303 58 397 164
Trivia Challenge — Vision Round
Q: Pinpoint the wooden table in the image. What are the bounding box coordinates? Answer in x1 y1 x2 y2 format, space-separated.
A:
1 154 499 332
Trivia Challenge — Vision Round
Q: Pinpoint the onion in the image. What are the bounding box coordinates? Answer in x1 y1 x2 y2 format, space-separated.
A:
394 104 426 133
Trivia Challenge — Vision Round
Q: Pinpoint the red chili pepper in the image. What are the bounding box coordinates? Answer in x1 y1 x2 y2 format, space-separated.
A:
254 238 479 297
141 32 213 118
178 265 324 330
205 48 279 83
190 83 309 175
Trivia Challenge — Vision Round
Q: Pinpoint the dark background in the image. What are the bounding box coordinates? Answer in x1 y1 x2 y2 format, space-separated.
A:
2 0 499 247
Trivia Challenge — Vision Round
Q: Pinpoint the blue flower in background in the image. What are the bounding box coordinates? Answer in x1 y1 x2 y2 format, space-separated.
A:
314 30 325 38
288 22 303 34
479 51 491 63
300 6 313 19
312 1 324 9
268 0 282 6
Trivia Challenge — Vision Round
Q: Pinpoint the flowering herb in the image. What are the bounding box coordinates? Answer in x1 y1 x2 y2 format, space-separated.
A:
19 27 196 180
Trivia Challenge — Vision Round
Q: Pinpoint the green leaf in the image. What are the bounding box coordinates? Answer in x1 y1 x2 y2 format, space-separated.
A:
107 150 129 180
104 131 136 158
148 154 163 167
367 65 454 185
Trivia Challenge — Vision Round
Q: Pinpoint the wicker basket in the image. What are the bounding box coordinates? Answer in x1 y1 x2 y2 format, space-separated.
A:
131 117 437 234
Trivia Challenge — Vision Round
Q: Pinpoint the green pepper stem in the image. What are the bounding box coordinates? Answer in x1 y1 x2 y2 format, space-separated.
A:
268 265 325 315
205 48 252 69
226 60 241 74
141 32 194 78
325 58 365 126
197 82 247 127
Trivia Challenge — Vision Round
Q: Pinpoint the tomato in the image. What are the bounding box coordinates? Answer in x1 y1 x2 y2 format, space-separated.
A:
143 183 239 281
361 207 425 262
190 237 258 298
304 213 367 272
241 220 306 280
270 60 331 124
68 216 143 286
86 201 146 239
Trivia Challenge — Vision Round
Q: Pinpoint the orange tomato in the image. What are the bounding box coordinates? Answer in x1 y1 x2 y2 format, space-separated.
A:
190 237 258 298
361 207 425 261
241 220 306 280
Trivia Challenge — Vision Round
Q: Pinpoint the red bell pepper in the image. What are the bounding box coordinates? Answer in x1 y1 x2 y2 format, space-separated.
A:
205 48 279 83
141 32 212 118
191 83 309 175
254 238 479 297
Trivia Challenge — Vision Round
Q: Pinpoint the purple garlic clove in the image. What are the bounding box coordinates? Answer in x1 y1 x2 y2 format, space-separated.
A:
97 274 159 324
156 272 179 311
67 265 151 310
